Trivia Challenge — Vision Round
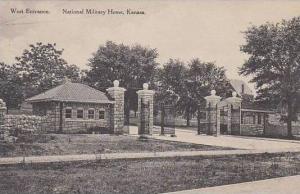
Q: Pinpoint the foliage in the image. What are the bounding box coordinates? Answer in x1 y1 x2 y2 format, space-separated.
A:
0 62 23 110
240 17 300 136
14 42 81 98
154 59 187 104
156 58 230 125
84 41 159 89
84 41 159 113
185 58 230 110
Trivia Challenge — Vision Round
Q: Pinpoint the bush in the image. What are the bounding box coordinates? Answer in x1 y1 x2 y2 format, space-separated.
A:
87 127 112 134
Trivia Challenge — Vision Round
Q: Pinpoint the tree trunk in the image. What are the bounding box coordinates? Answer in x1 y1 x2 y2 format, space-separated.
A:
197 105 201 135
186 107 190 127
161 104 165 135
287 99 293 138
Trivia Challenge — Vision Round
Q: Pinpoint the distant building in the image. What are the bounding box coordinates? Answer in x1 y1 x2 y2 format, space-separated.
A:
20 102 33 114
229 79 253 96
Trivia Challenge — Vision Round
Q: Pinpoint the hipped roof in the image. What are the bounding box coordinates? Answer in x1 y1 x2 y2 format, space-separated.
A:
26 80 113 104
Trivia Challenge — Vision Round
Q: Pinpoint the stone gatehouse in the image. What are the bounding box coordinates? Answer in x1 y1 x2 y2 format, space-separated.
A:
26 79 126 134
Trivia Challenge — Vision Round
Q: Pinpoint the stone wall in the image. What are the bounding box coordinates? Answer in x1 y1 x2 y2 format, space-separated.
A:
239 110 266 136
2 114 45 132
239 112 300 137
32 101 60 132
0 114 45 142
265 113 300 137
240 124 264 136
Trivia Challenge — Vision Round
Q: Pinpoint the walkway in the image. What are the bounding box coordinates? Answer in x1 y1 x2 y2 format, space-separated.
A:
0 148 298 165
152 128 300 151
164 175 300 194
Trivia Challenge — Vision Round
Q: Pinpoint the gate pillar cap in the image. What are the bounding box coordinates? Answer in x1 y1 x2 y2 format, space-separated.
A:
113 80 119 87
0 99 6 109
143 83 149 90
226 91 242 102
204 90 221 101
137 83 154 95
107 80 126 92
225 91 242 109
204 90 221 107
232 91 237 97
211 90 216 96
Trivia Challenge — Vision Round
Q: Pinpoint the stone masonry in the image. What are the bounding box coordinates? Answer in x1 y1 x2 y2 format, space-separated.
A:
0 99 6 126
226 92 242 135
106 80 127 134
204 90 221 136
136 83 155 135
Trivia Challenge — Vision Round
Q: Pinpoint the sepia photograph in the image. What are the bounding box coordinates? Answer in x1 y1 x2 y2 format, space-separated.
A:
0 0 300 193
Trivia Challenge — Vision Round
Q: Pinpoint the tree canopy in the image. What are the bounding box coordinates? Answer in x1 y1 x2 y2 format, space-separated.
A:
84 41 159 90
240 16 300 136
156 58 230 126
14 42 80 98
84 41 159 115
0 62 23 110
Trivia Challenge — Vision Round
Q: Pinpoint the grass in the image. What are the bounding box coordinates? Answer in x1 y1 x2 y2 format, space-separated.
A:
0 134 232 157
0 152 299 194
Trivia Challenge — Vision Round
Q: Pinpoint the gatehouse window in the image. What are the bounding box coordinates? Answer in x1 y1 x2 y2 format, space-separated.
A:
65 108 72 118
77 109 84 119
258 113 262 124
99 110 105 119
242 112 257 124
88 109 95 119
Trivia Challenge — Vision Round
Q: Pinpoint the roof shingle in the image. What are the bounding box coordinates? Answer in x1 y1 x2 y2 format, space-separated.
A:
26 81 112 104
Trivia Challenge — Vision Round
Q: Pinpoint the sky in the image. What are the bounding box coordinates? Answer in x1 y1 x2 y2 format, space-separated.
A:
0 0 300 93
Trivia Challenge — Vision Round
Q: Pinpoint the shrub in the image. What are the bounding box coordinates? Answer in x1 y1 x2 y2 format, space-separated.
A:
87 127 112 134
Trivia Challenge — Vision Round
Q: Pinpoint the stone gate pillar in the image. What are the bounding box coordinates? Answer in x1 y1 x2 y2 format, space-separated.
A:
204 90 221 136
0 99 6 125
107 80 127 134
0 99 7 140
137 83 155 135
226 92 242 135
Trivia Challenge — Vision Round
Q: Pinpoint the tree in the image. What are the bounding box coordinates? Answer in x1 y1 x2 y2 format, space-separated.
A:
187 59 230 101
0 62 23 111
84 41 159 120
155 59 187 100
240 17 300 137
14 42 81 98
85 41 158 89
156 58 230 127
154 59 189 124
186 59 230 132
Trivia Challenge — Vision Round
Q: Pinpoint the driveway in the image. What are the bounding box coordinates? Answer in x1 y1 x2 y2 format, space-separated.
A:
164 175 300 194
151 128 300 151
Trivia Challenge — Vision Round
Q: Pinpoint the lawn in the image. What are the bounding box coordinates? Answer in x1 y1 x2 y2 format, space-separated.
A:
0 152 299 194
0 134 232 157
